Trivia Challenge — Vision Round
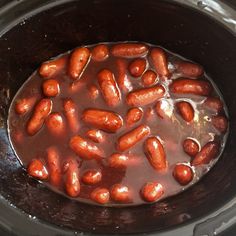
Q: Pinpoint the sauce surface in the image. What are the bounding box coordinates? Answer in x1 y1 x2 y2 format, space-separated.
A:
8 42 229 206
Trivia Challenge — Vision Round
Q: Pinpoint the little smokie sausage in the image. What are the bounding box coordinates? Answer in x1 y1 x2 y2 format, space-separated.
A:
27 99 52 136
176 101 194 122
27 159 48 180
97 69 121 107
70 135 104 160
63 99 80 133
128 58 146 77
141 182 164 202
45 112 65 137
183 138 199 157
170 78 212 96
110 184 131 203
46 147 61 186
91 44 109 61
117 125 150 151
173 164 193 185
191 141 219 166
68 47 90 79
116 59 133 92
126 107 143 126
64 158 80 197
82 109 123 133
39 56 67 78
91 188 110 204
111 43 148 58
82 170 102 185
175 61 203 77
144 137 167 171
150 48 169 77
15 97 36 115
126 85 165 107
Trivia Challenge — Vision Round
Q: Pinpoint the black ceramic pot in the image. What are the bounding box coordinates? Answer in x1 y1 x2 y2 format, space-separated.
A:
0 0 235 235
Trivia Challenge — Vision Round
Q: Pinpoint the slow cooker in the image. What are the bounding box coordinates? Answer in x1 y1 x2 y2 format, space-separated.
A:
0 0 235 235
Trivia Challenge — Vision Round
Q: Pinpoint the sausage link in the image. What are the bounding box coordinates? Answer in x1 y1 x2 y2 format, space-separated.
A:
45 112 65 136
42 79 60 97
39 56 67 78
46 147 61 186
64 158 80 197
170 78 212 96
126 107 143 126
27 99 52 135
91 188 110 204
111 43 148 58
82 170 102 185
212 115 228 133
70 135 104 160
150 48 169 76
191 141 219 166
97 69 121 107
175 61 203 77
176 101 194 122
204 97 223 113
110 184 131 203
108 153 142 168
117 124 150 151
116 59 133 93
141 70 158 87
144 137 167 171
82 109 123 133
27 159 48 180
68 47 90 79
141 182 164 202
183 138 199 157
88 84 99 100
173 164 193 185
155 99 173 119
15 97 36 115
85 129 106 143
63 99 79 133
91 44 109 61
126 85 165 107
128 58 146 77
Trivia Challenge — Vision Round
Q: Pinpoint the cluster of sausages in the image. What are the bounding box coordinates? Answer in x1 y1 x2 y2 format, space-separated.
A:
12 42 228 205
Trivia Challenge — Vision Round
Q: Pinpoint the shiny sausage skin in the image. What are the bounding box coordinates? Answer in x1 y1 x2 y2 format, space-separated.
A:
64 158 80 197
126 107 143 126
117 125 150 151
91 44 109 61
116 59 133 93
150 48 169 76
27 99 52 136
111 43 148 58
176 101 194 122
144 137 167 171
45 112 65 137
63 99 80 133
39 56 67 78
175 61 203 77
191 141 219 166
126 85 165 107
82 109 123 133
170 78 212 96
70 135 104 160
97 69 121 107
68 47 90 79
46 147 61 186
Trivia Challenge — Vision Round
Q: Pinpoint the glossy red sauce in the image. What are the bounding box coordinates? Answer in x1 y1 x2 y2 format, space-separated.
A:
8 42 228 206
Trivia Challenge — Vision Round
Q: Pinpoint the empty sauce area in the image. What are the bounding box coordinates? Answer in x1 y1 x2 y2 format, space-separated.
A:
8 42 228 206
